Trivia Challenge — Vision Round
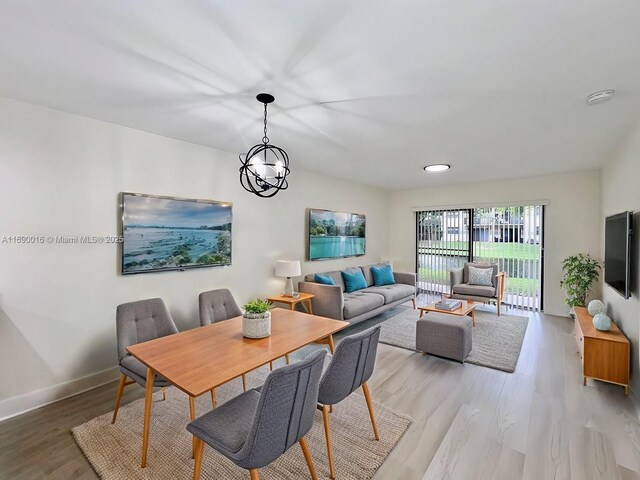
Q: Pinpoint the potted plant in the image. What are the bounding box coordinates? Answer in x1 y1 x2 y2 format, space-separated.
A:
242 299 274 338
560 253 601 315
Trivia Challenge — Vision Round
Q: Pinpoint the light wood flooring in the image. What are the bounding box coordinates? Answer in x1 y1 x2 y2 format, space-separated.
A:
2 302 640 480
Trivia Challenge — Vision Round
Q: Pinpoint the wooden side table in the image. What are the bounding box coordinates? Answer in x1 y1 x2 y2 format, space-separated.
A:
266 293 316 368
267 293 315 315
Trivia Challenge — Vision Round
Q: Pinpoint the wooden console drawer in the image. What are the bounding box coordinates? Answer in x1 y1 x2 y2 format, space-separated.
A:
574 306 629 395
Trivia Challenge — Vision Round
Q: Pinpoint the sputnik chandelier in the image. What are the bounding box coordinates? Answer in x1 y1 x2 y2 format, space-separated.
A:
239 93 290 198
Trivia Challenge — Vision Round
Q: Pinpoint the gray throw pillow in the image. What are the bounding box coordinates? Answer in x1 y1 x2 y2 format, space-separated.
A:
468 266 494 286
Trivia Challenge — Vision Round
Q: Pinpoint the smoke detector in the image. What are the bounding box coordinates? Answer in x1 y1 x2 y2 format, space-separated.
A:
586 90 615 105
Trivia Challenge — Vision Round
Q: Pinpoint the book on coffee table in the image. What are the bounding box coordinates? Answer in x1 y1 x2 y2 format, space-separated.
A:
435 299 462 311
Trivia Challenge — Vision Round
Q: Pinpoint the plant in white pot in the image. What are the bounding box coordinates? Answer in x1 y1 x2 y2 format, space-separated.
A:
560 253 601 316
242 299 273 339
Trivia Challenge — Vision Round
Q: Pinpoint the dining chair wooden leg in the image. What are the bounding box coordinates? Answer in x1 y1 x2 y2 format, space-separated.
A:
362 383 379 441
210 388 217 408
161 387 167 401
111 373 127 424
249 469 260 480
242 374 247 392
321 405 336 480
299 437 318 480
189 396 197 458
192 437 205 480
141 368 155 468
329 405 333 413
285 353 290 365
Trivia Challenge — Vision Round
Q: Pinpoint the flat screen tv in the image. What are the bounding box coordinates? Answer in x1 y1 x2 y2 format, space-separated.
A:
604 211 632 299
120 192 232 274
308 208 366 261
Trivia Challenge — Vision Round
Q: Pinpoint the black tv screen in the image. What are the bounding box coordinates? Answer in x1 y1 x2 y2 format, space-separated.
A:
604 211 632 299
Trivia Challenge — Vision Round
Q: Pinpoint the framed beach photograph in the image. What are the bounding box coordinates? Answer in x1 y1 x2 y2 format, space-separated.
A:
120 192 232 274
307 208 366 261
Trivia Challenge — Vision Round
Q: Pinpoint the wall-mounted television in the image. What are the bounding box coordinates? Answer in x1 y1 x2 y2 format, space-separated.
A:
307 208 366 261
604 211 633 299
120 192 232 274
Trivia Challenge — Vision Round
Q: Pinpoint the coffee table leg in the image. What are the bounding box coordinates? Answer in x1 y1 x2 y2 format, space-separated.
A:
470 310 476 327
419 309 425 318
141 367 155 468
307 299 314 315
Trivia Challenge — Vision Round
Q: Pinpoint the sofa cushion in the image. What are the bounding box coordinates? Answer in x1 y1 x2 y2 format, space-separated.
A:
468 265 494 286
360 262 390 287
342 268 367 293
343 292 385 319
463 262 498 287
305 270 345 291
361 284 415 304
452 283 496 297
371 264 395 286
315 274 336 285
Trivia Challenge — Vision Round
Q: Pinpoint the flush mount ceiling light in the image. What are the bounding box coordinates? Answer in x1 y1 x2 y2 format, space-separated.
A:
423 164 451 173
239 93 290 198
586 90 615 105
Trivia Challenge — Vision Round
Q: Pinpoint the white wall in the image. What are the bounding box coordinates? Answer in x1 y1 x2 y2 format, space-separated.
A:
389 170 602 316
0 97 390 419
601 123 640 394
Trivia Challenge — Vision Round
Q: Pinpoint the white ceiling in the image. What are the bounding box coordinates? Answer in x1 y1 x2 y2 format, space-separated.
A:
1 0 639 190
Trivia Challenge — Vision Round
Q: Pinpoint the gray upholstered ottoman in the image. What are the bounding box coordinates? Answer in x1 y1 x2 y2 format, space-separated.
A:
416 312 473 362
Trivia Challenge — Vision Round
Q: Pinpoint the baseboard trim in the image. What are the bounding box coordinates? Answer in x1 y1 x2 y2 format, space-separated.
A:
0 366 120 422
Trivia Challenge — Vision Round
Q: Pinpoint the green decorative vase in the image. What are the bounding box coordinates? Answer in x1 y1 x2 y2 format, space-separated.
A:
593 313 611 331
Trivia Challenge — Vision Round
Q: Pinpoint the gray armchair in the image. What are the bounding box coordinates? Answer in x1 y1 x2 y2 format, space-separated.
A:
317 326 381 479
112 298 178 424
187 350 327 480
449 262 507 316
199 288 248 397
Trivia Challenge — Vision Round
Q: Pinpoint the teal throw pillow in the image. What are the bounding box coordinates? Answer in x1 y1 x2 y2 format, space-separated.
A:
371 264 395 286
315 274 336 286
341 269 367 293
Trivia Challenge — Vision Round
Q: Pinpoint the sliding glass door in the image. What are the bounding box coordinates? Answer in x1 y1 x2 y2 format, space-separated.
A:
416 205 544 311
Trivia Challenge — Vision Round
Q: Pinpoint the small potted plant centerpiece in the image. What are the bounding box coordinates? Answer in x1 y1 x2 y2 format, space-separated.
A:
242 299 274 338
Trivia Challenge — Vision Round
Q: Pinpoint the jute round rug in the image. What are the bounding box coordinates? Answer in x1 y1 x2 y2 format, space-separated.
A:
72 364 411 479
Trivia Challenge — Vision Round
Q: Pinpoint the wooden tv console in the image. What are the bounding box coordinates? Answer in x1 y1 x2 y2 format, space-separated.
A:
573 306 630 395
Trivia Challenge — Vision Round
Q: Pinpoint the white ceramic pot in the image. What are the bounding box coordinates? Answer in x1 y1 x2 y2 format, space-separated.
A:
242 311 271 338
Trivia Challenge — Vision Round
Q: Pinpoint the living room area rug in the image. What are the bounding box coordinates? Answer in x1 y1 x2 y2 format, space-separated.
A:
72 365 411 480
379 308 529 373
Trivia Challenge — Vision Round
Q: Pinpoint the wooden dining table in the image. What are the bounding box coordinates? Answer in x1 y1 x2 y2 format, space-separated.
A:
126 307 349 468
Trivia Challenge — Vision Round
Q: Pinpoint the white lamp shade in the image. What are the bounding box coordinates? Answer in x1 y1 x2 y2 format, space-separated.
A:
275 260 301 278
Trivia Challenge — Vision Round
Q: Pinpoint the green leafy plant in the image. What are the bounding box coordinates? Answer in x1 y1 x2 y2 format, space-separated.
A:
560 253 601 307
243 298 274 314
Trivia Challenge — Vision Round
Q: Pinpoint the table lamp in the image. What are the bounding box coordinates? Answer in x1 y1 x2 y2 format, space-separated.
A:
275 260 301 297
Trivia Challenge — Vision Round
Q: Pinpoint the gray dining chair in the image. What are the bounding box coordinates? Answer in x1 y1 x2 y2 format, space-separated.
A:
111 298 179 424
199 288 248 398
317 325 381 479
187 350 327 480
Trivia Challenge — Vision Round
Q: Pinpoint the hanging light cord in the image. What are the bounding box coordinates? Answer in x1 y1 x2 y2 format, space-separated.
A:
262 103 269 145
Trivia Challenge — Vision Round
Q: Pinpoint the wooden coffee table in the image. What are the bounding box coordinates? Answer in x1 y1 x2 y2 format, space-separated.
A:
418 300 477 326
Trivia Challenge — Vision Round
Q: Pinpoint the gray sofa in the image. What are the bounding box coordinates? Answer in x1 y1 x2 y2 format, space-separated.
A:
298 263 416 324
